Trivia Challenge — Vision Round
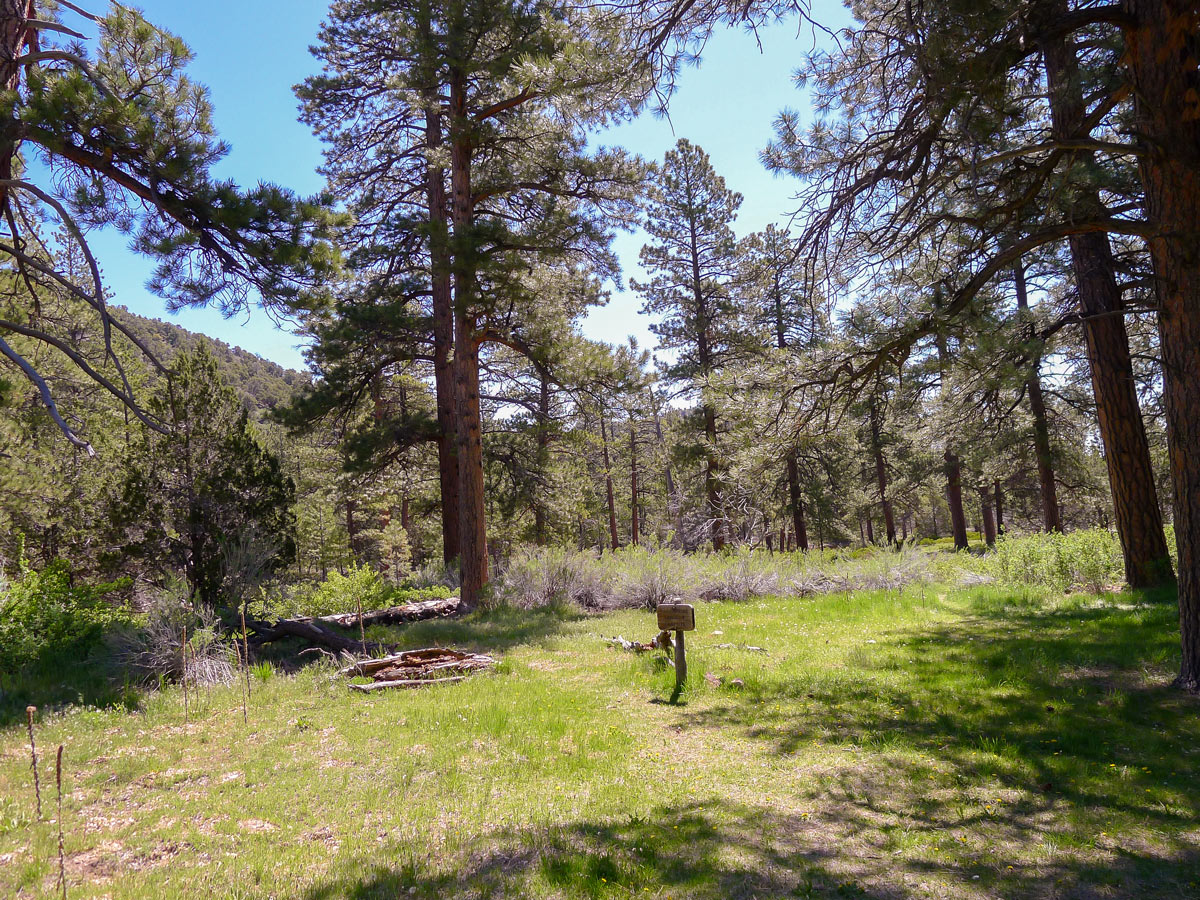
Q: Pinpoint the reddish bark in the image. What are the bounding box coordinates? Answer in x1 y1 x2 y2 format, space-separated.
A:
629 419 640 546
425 107 461 565
1040 6 1172 586
1122 0 1200 687
449 71 487 609
944 450 969 551
979 487 997 548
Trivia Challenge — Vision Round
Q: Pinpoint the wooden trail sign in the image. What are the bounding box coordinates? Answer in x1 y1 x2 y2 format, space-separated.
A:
657 603 695 632
657 602 694 689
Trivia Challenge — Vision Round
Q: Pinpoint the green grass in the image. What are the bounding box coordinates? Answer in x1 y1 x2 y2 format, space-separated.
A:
2 584 1197 898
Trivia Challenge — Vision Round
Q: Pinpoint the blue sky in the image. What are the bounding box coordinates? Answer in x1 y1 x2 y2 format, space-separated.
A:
92 0 853 370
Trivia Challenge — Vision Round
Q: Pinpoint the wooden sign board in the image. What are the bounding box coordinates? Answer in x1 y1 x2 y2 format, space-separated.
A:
657 603 695 632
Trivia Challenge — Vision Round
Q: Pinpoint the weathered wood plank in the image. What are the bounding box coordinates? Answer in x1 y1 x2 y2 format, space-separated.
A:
657 603 695 632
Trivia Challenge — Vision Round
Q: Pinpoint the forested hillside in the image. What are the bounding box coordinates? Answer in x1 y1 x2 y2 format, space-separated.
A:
109 309 308 414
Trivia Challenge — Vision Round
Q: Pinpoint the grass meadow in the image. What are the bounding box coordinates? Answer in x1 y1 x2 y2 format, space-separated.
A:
1 561 1197 898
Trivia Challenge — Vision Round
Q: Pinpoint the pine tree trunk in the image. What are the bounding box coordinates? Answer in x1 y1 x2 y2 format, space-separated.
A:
453 327 487 609
786 455 809 551
1122 0 1200 688
1040 9 1171 587
870 403 897 545
652 400 680 542
1013 260 1063 532
994 481 1004 537
345 496 359 562
703 404 724 550
0 1 32 208
629 419 640 546
600 415 619 551
944 451 969 550
425 108 460 566
865 516 875 545
979 487 997 548
449 72 487 609
533 369 550 545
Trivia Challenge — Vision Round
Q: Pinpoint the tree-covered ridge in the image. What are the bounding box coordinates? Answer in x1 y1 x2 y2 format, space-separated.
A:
108 307 309 414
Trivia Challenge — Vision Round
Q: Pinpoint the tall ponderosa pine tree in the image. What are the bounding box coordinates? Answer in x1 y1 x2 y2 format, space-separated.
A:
740 223 831 550
297 0 644 606
634 139 743 550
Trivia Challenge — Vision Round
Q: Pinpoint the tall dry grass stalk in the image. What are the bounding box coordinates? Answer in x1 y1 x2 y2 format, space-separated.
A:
181 623 189 725
233 640 248 724
26 706 41 819
240 609 252 705
55 745 65 899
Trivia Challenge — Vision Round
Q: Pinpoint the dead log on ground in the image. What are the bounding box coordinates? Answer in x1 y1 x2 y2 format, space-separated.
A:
246 617 391 656
246 597 460 657
314 596 461 628
604 631 673 655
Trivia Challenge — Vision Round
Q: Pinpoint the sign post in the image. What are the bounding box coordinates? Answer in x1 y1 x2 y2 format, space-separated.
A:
656 602 695 689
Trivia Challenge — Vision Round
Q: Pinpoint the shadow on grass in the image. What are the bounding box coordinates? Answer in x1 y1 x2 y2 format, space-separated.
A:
302 800 876 900
300 796 1200 900
0 650 140 727
677 585 1200 897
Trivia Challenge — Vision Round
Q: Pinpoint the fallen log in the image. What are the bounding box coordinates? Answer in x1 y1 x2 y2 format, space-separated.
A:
604 631 673 655
246 597 460 656
246 617 391 657
315 596 461 629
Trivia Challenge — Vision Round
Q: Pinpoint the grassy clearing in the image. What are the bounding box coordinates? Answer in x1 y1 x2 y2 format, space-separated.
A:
1 582 1197 899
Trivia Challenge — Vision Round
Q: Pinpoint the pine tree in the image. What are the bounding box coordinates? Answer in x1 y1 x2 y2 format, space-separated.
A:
634 139 744 549
297 0 644 606
113 345 296 607
0 1 336 452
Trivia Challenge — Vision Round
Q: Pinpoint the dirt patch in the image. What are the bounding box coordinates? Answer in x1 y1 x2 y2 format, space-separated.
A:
237 818 278 833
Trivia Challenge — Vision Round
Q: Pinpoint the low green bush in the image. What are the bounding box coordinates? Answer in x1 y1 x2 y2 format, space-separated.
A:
0 554 133 676
990 529 1125 593
261 565 455 619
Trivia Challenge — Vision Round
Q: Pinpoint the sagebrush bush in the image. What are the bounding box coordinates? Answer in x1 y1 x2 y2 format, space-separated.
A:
105 589 236 686
494 544 939 611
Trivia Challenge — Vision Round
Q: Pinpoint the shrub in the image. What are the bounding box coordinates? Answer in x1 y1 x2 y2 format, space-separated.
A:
264 563 391 619
990 529 1125 593
0 554 133 675
259 566 456 620
494 543 938 611
105 588 236 686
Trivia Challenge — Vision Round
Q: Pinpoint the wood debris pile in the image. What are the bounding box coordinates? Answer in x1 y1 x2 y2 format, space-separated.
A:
604 631 674 655
340 648 496 692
